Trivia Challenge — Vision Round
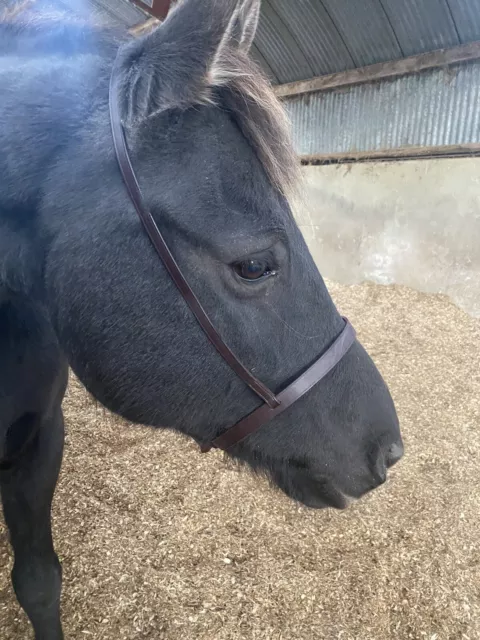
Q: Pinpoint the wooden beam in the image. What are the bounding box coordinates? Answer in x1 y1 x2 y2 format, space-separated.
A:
299 144 480 165
274 42 480 99
130 0 170 21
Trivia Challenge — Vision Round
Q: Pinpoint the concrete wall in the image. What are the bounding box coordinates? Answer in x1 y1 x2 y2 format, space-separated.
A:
293 158 480 318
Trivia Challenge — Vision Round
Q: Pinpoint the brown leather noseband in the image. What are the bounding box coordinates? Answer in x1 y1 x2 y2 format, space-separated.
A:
108 57 356 453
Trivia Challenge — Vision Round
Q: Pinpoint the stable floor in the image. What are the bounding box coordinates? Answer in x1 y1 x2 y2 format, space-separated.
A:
1 282 479 640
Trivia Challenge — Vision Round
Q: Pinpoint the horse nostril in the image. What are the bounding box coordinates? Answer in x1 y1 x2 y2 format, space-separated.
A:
373 459 387 485
386 440 404 468
370 439 403 486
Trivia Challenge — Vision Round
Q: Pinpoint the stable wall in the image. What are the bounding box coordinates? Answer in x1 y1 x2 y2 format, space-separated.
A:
294 158 480 318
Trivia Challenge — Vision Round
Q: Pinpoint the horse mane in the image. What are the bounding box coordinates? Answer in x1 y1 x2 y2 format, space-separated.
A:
212 48 300 195
0 9 299 195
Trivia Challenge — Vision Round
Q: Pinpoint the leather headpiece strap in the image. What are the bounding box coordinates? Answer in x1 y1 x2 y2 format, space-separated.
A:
108 53 356 453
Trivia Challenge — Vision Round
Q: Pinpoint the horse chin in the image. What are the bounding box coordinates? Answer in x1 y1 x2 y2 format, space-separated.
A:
292 483 351 510
271 467 353 510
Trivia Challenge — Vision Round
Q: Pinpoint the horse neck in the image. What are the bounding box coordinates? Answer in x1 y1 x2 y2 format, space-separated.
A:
0 19 119 212
0 27 112 298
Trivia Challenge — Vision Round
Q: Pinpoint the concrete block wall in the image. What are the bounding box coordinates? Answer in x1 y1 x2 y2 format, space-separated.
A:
294 158 480 318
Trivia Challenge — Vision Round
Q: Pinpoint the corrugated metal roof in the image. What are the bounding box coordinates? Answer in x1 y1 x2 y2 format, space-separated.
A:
265 0 354 76
283 61 480 156
320 0 403 67
256 1 314 84
448 0 480 43
380 0 460 56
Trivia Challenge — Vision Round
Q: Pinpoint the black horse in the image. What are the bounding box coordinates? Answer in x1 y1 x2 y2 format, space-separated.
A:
0 0 403 637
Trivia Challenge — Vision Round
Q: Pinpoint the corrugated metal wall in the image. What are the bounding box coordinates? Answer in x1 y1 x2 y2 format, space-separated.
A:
283 62 480 156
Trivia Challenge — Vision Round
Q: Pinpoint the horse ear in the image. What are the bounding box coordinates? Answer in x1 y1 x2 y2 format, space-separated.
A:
120 0 261 122
222 0 261 53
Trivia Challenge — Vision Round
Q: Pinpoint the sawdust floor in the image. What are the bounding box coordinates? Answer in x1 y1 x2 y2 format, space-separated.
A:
1 282 479 640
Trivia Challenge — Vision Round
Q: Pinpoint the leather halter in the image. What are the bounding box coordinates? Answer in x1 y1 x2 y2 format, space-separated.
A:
108 54 356 453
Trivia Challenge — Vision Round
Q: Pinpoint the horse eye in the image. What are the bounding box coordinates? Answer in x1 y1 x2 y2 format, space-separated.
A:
233 258 275 281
